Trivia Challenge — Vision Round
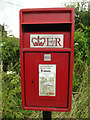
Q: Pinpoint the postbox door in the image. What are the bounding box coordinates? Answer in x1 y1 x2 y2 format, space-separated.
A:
24 52 69 108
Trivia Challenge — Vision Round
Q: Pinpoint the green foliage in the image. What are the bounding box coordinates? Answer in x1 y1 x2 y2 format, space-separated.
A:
73 26 89 91
1 25 20 73
65 0 89 30
2 72 33 119
74 27 89 62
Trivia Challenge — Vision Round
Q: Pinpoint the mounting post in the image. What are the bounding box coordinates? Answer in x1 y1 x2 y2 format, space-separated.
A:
43 111 51 120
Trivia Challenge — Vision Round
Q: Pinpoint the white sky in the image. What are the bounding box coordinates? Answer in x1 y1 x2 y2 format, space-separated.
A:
0 0 88 38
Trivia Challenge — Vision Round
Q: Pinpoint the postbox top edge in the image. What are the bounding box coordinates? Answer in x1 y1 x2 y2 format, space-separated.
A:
19 7 74 13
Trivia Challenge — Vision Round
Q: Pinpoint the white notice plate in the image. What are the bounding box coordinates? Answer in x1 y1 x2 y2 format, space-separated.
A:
30 34 64 48
39 64 56 96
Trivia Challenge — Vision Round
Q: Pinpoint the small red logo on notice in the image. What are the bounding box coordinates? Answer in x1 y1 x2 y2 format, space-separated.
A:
32 36 45 46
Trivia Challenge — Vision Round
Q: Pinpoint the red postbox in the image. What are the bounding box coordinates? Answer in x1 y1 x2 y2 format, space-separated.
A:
19 8 74 112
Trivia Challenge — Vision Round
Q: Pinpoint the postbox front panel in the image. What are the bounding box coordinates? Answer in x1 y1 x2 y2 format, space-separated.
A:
20 8 74 112
24 52 69 108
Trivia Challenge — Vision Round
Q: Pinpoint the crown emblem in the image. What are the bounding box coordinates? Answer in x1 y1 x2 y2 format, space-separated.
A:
32 36 45 46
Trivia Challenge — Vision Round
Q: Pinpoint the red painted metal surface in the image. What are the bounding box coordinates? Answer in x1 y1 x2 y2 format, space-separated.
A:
19 8 74 112
25 53 69 107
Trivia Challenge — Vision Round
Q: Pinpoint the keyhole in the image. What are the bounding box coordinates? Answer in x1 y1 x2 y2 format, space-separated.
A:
32 81 33 84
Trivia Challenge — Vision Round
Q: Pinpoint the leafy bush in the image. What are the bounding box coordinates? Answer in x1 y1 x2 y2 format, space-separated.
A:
73 26 89 91
65 0 89 30
2 72 34 119
1 30 20 73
